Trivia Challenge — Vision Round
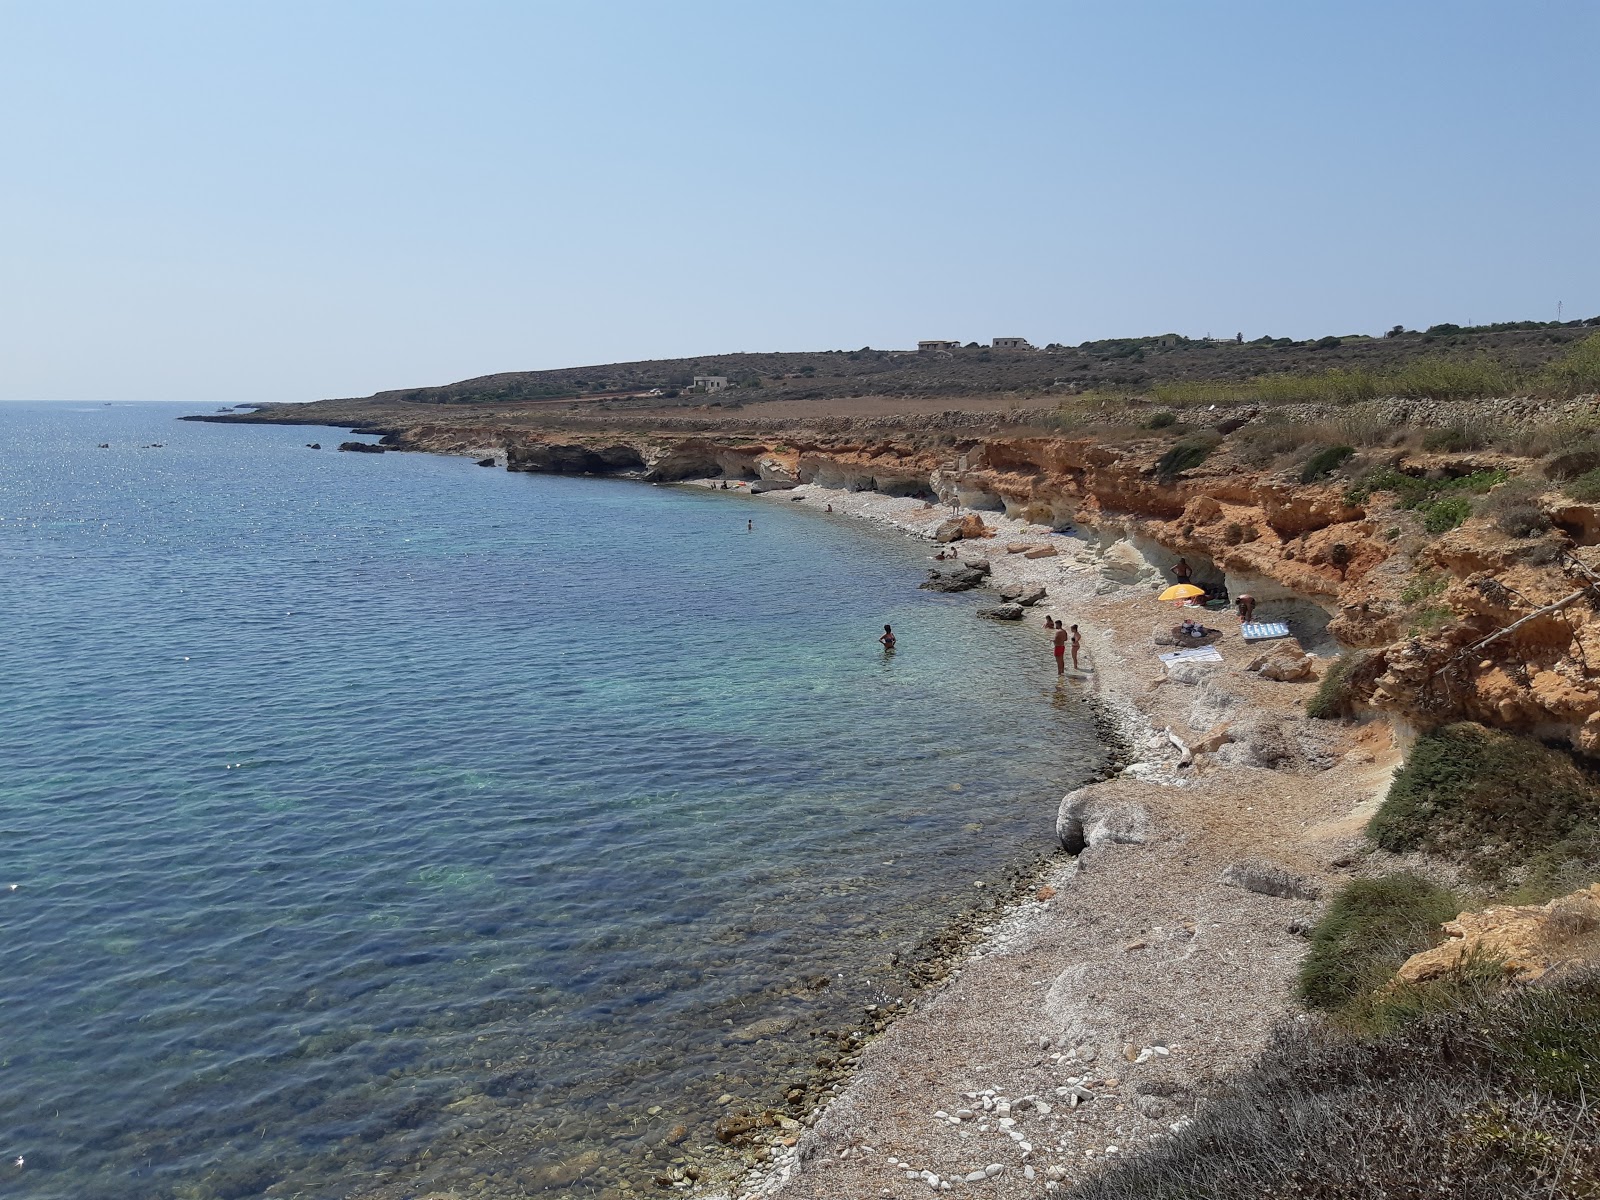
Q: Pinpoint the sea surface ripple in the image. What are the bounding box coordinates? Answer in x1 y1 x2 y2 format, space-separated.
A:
0 402 1105 1199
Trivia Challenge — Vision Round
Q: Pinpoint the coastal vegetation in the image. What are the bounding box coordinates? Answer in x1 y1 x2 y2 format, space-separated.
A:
1369 723 1600 897
1065 971 1600 1200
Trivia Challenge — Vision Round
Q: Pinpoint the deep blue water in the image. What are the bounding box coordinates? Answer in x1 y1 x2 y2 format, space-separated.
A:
0 402 1104 1199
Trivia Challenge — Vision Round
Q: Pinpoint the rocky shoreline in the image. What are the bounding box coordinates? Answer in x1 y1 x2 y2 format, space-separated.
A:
656 481 1397 1200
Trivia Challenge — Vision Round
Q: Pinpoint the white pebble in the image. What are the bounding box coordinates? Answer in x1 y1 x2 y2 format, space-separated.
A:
1020 1142 1033 1153
984 1163 1004 1177
934 1110 948 1120
1024 1165 1036 1181
997 1117 1016 1129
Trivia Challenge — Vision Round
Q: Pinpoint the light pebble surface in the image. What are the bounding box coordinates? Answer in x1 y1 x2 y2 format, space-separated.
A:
704 482 1399 1200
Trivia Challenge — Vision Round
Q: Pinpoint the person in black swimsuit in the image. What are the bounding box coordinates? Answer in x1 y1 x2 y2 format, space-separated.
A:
878 624 896 651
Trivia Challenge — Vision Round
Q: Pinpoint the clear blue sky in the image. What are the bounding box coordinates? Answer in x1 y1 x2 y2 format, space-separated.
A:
3 1 1594 404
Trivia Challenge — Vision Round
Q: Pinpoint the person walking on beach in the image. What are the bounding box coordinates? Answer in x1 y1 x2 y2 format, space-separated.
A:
1070 623 1082 671
1052 624 1068 675
878 624 896 651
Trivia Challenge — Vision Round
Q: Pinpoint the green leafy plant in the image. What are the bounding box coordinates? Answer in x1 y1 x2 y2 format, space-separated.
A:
1154 433 1221 482
1421 494 1473 532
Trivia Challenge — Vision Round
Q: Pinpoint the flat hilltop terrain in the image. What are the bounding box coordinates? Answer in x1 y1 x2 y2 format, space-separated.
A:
283 319 1598 421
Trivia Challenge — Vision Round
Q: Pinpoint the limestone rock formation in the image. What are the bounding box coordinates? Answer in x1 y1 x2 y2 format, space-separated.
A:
1391 884 1600 987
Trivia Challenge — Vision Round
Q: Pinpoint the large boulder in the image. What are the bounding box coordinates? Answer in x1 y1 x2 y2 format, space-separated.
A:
1016 586 1048 607
338 441 385 453
977 604 1025 621
920 568 986 593
1057 787 1149 854
749 478 798 494
1024 545 1059 559
1249 643 1316 681
934 513 989 543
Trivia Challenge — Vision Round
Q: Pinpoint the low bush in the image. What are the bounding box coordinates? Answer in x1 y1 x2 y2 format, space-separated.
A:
1145 410 1177 429
1297 874 1464 1014
1065 971 1600 1200
1305 650 1370 719
1300 445 1355 484
1565 468 1600 503
1153 432 1221 482
1481 478 1551 537
1369 723 1600 892
1421 423 1487 452
1541 332 1600 398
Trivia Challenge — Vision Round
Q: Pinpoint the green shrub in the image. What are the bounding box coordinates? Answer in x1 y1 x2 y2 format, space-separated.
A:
1300 445 1355 484
1566 468 1600 503
1421 494 1473 532
1305 651 1370 719
1145 410 1177 429
1369 723 1600 891
1154 433 1221 481
1296 874 1464 1013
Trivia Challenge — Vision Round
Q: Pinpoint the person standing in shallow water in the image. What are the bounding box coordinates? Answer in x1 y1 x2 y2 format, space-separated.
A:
747 519 752 531
1070 623 1082 671
1052 624 1068 675
878 624 896 651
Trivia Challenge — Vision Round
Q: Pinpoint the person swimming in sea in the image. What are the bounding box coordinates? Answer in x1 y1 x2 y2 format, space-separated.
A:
878 624 896 651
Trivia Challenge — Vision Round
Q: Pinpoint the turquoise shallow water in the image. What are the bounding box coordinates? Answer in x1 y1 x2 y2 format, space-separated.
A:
0 403 1105 1199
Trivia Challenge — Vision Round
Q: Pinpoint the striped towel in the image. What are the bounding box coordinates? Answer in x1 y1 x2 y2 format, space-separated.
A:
1240 621 1291 641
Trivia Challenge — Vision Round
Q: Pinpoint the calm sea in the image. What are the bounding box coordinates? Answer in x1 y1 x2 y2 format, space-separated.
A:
0 402 1105 1199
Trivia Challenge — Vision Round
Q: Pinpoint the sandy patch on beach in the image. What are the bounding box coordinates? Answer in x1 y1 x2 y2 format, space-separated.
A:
704 483 1395 1199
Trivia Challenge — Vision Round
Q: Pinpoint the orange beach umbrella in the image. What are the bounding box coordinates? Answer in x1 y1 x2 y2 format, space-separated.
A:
1158 583 1206 603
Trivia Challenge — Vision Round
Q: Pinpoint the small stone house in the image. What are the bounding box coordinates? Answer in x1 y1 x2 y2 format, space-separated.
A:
692 376 728 393
918 340 960 352
992 337 1031 350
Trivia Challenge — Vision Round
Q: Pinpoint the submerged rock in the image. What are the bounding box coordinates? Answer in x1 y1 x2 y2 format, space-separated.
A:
977 604 1025 621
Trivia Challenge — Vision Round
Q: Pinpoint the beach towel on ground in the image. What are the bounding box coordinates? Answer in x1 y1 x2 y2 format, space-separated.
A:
1240 621 1291 641
1159 646 1224 665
